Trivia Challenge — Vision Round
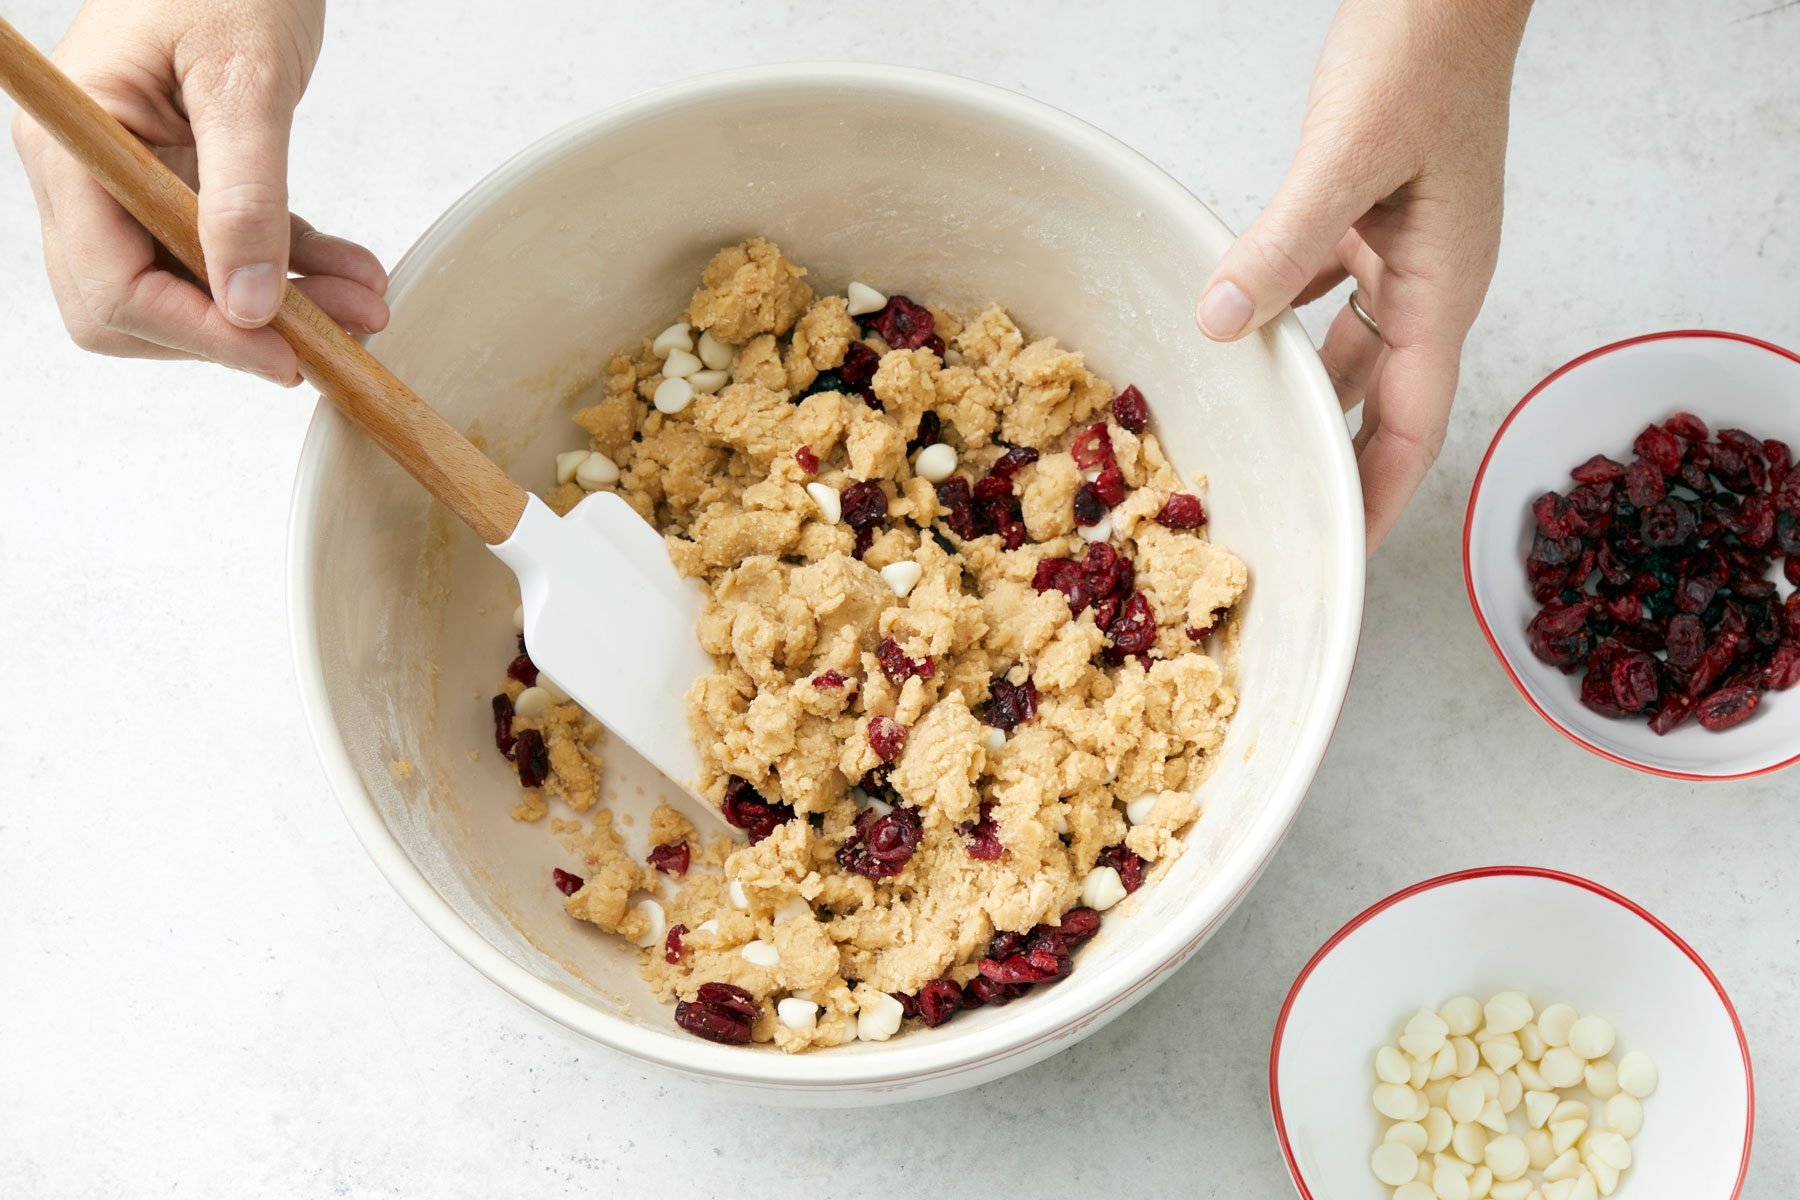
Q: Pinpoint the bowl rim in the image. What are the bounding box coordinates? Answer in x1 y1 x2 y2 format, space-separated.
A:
286 61 1365 1091
1267 865 1755 1200
1462 328 1800 782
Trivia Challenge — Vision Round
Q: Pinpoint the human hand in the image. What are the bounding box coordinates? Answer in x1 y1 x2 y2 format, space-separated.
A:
10 0 387 385
1194 0 1532 552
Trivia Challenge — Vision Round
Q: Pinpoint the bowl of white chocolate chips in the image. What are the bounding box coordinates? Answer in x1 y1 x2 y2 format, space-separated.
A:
289 64 1363 1103
1272 868 1752 1198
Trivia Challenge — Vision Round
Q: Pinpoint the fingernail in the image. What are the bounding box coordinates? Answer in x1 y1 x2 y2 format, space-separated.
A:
225 263 281 325
1197 280 1254 340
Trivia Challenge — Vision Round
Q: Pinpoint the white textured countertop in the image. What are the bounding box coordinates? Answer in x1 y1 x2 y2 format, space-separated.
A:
3 1 1796 1195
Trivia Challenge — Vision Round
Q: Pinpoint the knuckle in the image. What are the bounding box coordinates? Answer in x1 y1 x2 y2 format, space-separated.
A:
202 180 287 241
1249 223 1316 292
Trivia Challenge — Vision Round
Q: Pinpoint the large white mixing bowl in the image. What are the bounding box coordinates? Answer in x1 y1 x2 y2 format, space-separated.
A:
288 64 1364 1105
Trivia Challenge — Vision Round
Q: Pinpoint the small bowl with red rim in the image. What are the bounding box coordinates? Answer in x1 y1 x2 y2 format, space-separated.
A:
1464 330 1800 780
1270 867 1753 1199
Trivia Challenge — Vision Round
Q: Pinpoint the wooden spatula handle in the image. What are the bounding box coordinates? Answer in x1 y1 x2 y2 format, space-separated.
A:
0 17 528 544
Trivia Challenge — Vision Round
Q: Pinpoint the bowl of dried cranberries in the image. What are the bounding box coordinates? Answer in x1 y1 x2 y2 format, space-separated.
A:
1465 330 1800 780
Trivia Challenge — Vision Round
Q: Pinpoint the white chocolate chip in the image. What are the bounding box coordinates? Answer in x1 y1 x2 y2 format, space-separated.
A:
631 899 665 948
651 323 693 357
913 442 958 483
879 560 923 598
1410 1054 1431 1089
1082 865 1128 912
1387 1121 1429 1153
513 686 551 718
775 896 812 924
1537 1004 1578 1048
845 281 887 317
1587 1158 1620 1196
662 348 703 379
696 329 734 370
1583 1059 1619 1100
689 368 730 394
856 990 905 1042
1485 1134 1529 1182
554 449 591 484
1447 1078 1485 1124
806 482 842 523
1616 1050 1657 1098
1077 513 1113 543
1406 1008 1451 1038
1549 1119 1587 1155
1476 1098 1508 1134
1539 1047 1585 1089
1524 1128 1554 1171
695 918 720 935
653 376 694 414
1469 1167 1492 1200
1483 992 1533 1036
1604 1092 1642 1139
984 728 1006 752
728 879 748 910
1516 1060 1551 1092
1584 1131 1631 1171
511 603 525 633
1498 1070 1523 1114
1490 1182 1533 1200
1452 1036 1480 1078
740 940 780 968
575 450 619 489
1422 1107 1453 1153
1525 1090 1558 1129
1542 1149 1581 1182
776 997 819 1032
1568 1016 1615 1060
1125 795 1159 826
1550 1099 1589 1125
1396 1186 1436 1200
1372 1143 1419 1186
1441 996 1484 1037
1452 1121 1489 1164
1570 1174 1599 1200
1433 1164 1471 1200
537 675 569 704
1482 1039 1523 1074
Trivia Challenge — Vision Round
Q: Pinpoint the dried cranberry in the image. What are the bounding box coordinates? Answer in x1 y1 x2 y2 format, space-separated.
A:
1641 498 1698 548
647 841 690 876
988 445 1041 480
1696 684 1762 731
1157 493 1209 529
1096 844 1146 893
1032 556 1088 611
1185 624 1214 642
1103 592 1158 661
506 652 539 687
1072 484 1105 526
935 476 981 539
1609 651 1662 713
1634 423 1684 475
984 676 1038 730
868 716 908 763
841 481 888 529
959 802 1005 861
908 410 942 454
1059 907 1102 943
795 445 820 473
721 776 794 843
664 924 687 964
863 294 936 350
1071 423 1115 470
1665 411 1711 443
1765 643 1800 690
1623 459 1666 509
1570 454 1626 484
1111 385 1150 433
875 636 935 683
813 670 848 689
915 979 964 1027
514 728 550 788
491 693 517 759
836 806 923 878
840 340 882 389
675 982 760 1044
963 975 1025 1008
552 867 584 896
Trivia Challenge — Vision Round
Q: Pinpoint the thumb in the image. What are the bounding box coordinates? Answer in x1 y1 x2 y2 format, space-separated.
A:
186 62 299 329
1196 141 1388 342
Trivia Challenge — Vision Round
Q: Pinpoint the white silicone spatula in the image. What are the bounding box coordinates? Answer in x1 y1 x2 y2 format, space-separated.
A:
0 18 719 816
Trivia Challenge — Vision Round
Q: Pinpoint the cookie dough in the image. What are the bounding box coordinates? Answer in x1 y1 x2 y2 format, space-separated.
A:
490 240 1247 1051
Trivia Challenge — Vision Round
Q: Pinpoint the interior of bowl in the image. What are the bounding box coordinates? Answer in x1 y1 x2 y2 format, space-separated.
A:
1466 332 1800 780
1273 870 1752 1199
290 66 1362 1090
